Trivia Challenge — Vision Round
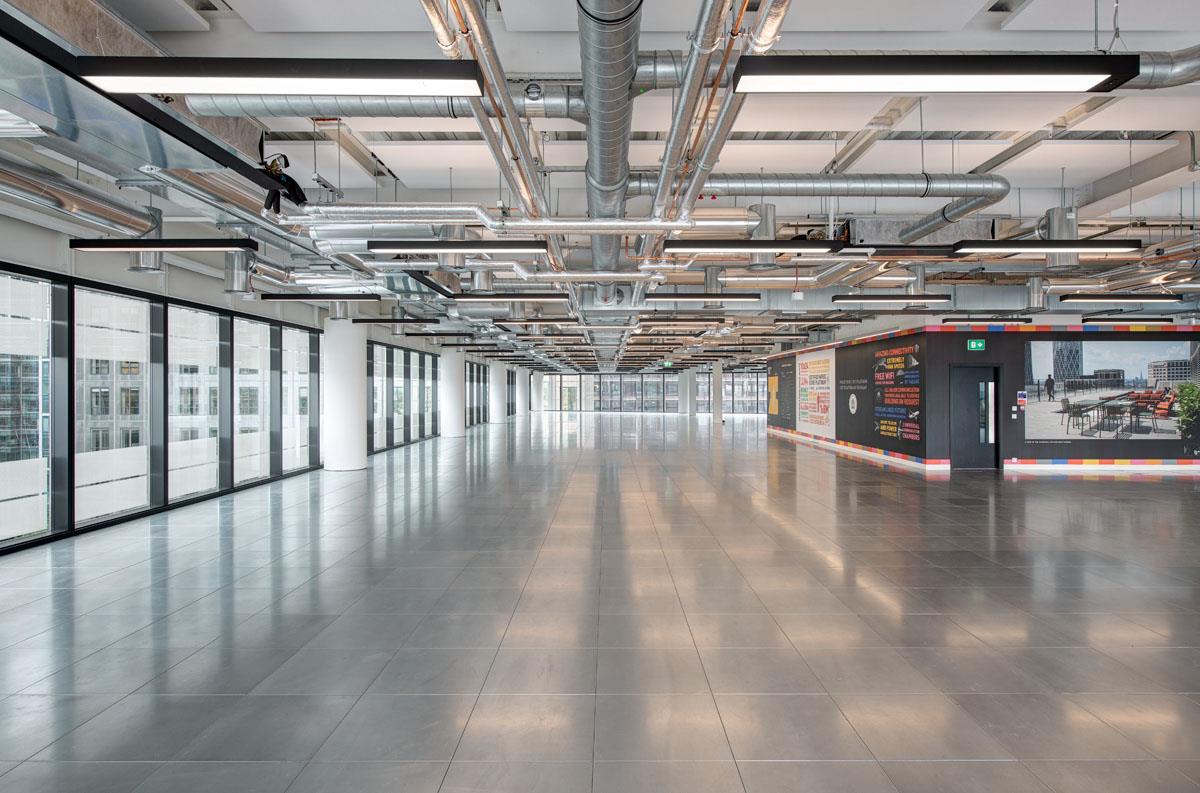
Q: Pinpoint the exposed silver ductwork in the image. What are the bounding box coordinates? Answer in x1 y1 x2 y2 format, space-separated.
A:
578 0 643 295
897 184 1011 243
0 150 154 236
627 172 1011 199
185 85 588 122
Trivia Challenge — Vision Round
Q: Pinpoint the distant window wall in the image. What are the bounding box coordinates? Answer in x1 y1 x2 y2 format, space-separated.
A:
538 372 767 413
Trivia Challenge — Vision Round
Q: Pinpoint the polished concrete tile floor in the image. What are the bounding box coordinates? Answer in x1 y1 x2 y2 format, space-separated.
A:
1 413 1199 792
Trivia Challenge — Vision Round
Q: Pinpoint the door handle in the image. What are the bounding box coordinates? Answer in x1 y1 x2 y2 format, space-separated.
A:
986 380 995 444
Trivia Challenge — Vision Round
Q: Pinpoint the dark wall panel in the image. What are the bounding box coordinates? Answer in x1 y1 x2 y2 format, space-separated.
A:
767 356 796 430
835 337 926 459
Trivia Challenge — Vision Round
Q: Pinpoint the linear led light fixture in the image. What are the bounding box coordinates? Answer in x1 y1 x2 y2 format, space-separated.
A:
719 275 811 284
351 318 428 324
644 293 761 303
1082 316 1175 325
774 317 862 325
662 239 840 255
941 317 1032 325
260 293 380 301
78 56 484 97
494 318 576 325
368 239 547 255
953 239 1144 254
454 293 570 303
639 317 726 325
1058 292 1182 303
732 54 1139 94
831 293 952 303
70 237 259 252
402 332 475 337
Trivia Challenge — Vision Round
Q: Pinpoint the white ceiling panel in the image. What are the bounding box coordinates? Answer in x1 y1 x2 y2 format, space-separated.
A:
994 139 1177 188
892 94 1088 133
500 0 990 32
1073 96 1200 131
779 0 992 32
1004 0 1200 31
269 142 379 190
104 0 209 32
848 140 1013 174
709 141 833 172
734 95 888 132
372 142 505 189
224 0 434 32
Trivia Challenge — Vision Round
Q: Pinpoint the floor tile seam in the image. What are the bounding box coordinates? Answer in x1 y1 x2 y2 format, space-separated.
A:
645 463 752 793
433 445 578 793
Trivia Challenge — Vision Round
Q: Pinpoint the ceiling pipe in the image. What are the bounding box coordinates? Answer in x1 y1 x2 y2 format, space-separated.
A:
627 172 1010 199
675 0 795 220
897 177 1012 243
185 85 589 122
291 202 757 235
637 0 729 256
577 0 644 302
0 150 154 236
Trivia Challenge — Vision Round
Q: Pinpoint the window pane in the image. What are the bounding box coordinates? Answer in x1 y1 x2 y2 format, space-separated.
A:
423 356 434 435
372 344 387 450
234 318 271 484
168 306 219 500
664 374 679 412
621 375 641 412
75 288 150 523
562 375 579 411
283 328 311 471
392 348 405 444
643 374 663 412
0 272 52 543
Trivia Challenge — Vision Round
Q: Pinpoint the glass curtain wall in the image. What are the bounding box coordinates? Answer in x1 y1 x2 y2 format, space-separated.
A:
642 374 664 412
692 372 767 413
233 318 271 484
0 272 52 543
371 344 387 452
167 306 219 500
282 328 311 471
75 288 151 523
423 354 434 437
1 264 323 551
664 374 679 411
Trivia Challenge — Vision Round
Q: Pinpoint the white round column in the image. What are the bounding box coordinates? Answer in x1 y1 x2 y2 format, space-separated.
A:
711 363 724 424
515 369 530 415
321 317 368 470
531 372 544 412
439 348 466 438
488 362 508 423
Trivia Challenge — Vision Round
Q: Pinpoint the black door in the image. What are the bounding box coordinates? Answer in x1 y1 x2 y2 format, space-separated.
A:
950 365 999 469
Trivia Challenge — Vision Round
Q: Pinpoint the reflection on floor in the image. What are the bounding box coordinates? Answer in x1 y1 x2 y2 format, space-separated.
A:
0 412 1198 793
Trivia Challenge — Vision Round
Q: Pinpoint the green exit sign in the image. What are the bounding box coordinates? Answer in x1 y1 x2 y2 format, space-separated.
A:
661 361 673 368
967 338 986 351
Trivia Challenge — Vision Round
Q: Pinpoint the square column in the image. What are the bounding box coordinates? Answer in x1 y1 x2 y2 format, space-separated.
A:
711 363 724 423
321 317 368 470
531 372 544 411
515 369 529 415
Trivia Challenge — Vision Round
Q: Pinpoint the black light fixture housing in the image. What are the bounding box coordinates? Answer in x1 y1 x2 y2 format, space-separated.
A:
1081 316 1175 325
1057 292 1183 303
774 317 862 325
260 293 380 301
454 292 570 303
952 239 1144 255
732 54 1140 94
78 56 484 97
350 317 427 323
831 293 953 303
70 237 259 252
644 292 762 303
941 317 1033 325
368 239 548 255
662 239 842 255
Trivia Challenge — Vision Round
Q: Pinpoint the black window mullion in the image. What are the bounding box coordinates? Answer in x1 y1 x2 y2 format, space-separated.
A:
366 344 375 452
148 300 167 508
269 324 282 477
50 282 73 536
431 355 439 436
217 314 233 491
385 344 394 448
308 331 320 468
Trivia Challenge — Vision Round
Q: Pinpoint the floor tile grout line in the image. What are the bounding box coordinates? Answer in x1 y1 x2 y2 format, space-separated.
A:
431 434 579 793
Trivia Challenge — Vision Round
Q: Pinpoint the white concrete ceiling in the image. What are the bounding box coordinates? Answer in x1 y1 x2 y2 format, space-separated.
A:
993 139 1177 188
1004 0 1200 32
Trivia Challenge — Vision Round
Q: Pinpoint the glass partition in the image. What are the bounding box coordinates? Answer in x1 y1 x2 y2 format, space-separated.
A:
642 374 663 412
0 272 52 542
371 344 387 451
621 374 641 412
561 375 580 411
392 347 406 444
282 328 311 471
664 374 679 412
233 318 271 484
168 305 219 499
75 288 151 522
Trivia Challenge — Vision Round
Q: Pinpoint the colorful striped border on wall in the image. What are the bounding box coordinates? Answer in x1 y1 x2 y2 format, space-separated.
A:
767 425 951 472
